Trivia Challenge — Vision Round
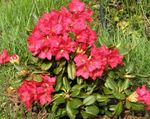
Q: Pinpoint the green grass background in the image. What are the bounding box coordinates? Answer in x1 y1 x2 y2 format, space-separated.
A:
0 0 150 118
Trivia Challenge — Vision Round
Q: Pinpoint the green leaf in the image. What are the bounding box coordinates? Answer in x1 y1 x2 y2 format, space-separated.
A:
122 79 130 90
71 89 80 97
81 110 92 119
96 94 110 103
83 95 96 106
113 91 125 100
67 61 76 80
52 103 58 112
126 101 145 111
85 105 99 116
55 74 63 92
63 77 71 91
77 77 83 85
102 87 112 94
53 94 65 105
54 60 66 75
40 61 52 70
71 84 86 97
57 108 67 117
33 74 42 82
66 101 77 119
114 102 123 116
70 98 82 109
105 78 118 91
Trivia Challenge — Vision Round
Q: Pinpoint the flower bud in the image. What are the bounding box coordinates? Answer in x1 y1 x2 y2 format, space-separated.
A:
10 54 20 64
17 69 29 77
127 92 138 102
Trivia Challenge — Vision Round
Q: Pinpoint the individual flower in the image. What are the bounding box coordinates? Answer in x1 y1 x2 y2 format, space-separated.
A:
0 49 10 64
68 0 86 13
107 48 124 68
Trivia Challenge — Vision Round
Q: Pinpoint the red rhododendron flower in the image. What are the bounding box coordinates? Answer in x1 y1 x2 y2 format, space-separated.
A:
135 85 150 110
68 0 85 13
17 75 56 111
0 49 10 64
107 49 124 68
27 0 95 61
74 45 123 80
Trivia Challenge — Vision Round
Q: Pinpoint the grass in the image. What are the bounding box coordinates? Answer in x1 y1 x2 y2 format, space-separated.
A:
0 0 150 118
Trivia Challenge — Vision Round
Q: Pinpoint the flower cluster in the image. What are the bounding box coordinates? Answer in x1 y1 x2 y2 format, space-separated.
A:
17 74 56 111
74 45 123 80
27 0 96 61
136 85 150 110
0 49 19 65
127 85 150 110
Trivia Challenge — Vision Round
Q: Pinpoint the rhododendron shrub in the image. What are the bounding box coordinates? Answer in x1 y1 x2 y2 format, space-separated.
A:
1 0 149 118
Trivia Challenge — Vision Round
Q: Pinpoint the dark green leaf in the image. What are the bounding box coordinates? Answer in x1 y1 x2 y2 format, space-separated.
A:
33 74 42 82
96 94 110 103
85 105 99 116
66 101 77 119
126 101 145 111
67 61 76 80
113 91 125 100
52 103 58 112
40 61 52 70
71 89 80 97
53 94 65 105
114 102 123 116
57 108 67 117
54 60 66 75
103 87 112 94
83 95 96 106
63 77 71 91
70 98 82 109
105 78 118 91
77 77 83 85
55 74 63 91
81 110 92 119
122 79 130 90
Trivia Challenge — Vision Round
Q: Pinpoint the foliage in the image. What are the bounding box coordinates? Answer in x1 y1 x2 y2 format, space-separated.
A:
0 0 150 119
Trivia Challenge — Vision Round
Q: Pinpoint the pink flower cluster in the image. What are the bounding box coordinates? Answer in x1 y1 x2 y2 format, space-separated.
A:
27 0 96 61
17 75 56 111
136 85 150 110
0 49 19 64
74 45 123 80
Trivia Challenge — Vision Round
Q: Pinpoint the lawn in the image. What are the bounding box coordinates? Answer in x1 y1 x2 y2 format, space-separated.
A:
0 0 150 118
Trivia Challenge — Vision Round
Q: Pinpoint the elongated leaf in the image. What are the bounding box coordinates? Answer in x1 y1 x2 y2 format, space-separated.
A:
83 95 96 106
114 102 123 116
66 101 76 119
81 110 92 119
63 77 71 91
105 78 118 91
40 61 52 71
85 105 99 116
67 61 76 80
55 74 63 91
122 79 130 90
113 91 125 100
96 94 110 103
70 98 82 109
126 101 145 111
33 74 42 82
53 94 65 105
